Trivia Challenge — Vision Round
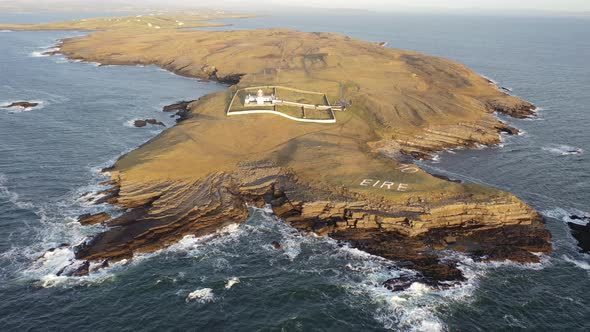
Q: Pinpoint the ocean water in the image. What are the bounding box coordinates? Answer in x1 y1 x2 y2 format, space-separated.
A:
1 12 589 331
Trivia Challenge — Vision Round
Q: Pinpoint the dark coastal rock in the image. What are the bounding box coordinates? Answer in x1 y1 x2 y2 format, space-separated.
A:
498 126 519 135
47 243 70 252
77 212 111 225
163 100 194 112
271 241 282 250
93 186 120 205
56 260 90 277
568 221 590 253
133 119 165 127
383 270 462 292
162 100 197 123
383 274 417 291
217 73 245 85
486 97 537 119
2 101 39 109
570 215 590 222
42 50 61 56
147 118 165 126
430 173 462 183
202 64 244 84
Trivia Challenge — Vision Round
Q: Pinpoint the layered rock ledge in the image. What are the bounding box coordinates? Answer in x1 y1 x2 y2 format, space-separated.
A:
10 18 551 284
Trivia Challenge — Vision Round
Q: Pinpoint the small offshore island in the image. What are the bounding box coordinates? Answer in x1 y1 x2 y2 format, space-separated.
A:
2 13 551 287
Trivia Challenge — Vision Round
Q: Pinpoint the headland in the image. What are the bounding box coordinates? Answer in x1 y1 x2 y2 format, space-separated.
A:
6 14 551 287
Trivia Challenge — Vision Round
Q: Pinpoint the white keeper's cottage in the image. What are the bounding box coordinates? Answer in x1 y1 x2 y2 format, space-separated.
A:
245 89 278 106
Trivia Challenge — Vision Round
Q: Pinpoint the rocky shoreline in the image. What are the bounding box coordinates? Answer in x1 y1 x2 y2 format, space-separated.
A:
71 149 550 288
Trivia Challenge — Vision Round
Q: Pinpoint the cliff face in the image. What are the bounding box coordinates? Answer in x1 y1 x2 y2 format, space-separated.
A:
76 160 550 283
11 20 551 283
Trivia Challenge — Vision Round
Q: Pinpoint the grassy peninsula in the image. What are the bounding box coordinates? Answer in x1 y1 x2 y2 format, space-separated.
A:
5 15 550 284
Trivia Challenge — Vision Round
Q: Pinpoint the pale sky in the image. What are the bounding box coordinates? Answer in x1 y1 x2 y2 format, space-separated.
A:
254 0 590 12
4 0 590 14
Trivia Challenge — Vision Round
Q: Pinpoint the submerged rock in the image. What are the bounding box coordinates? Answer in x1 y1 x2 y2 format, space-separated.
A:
271 241 282 250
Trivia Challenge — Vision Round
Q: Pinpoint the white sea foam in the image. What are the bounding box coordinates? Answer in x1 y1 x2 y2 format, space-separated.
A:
76 190 108 207
541 207 589 225
0 171 117 287
124 119 139 128
0 173 37 211
20 245 116 288
341 246 552 332
186 288 215 303
342 263 447 331
30 47 59 58
562 255 590 271
335 242 454 331
541 144 584 156
225 277 240 289
130 223 244 263
480 74 498 85
0 29 13 32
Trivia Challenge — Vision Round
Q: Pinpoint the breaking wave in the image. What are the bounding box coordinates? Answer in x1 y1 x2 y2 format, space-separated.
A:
124 119 139 128
185 288 215 303
0 173 38 211
30 47 59 58
225 277 240 289
542 144 584 156
562 255 590 271
541 207 589 226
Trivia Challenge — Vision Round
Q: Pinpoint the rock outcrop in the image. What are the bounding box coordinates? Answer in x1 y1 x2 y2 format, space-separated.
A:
162 100 197 122
133 119 165 127
2 101 39 109
568 219 590 253
77 212 111 225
